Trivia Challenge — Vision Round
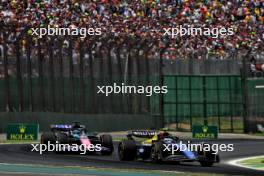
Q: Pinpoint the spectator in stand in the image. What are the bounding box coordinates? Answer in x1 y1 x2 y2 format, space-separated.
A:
0 0 263 60
250 56 264 77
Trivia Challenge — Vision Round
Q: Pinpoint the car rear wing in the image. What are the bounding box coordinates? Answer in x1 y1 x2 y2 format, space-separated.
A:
50 124 85 132
50 125 72 132
129 130 157 138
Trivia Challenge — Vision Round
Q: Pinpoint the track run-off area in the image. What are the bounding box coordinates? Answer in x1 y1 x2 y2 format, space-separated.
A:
0 139 264 176
229 155 264 172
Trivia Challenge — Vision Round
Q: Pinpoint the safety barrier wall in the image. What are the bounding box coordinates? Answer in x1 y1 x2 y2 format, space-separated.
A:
0 112 158 133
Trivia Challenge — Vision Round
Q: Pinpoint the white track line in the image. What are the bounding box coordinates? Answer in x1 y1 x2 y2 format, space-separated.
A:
228 155 264 171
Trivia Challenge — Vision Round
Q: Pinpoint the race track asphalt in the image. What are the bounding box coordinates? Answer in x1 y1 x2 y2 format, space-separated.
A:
0 139 263 176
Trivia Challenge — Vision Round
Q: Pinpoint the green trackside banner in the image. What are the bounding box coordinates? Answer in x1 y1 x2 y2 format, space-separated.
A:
192 125 218 139
6 123 39 140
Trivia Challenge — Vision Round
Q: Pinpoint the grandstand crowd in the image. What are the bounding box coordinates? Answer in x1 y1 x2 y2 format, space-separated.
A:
0 0 263 60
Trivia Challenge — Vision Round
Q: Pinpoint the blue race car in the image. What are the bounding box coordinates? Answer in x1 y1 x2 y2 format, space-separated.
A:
118 130 220 167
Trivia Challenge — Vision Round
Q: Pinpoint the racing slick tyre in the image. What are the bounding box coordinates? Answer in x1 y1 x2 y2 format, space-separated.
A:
151 141 164 163
100 134 114 155
198 144 218 167
41 132 56 145
199 159 214 167
118 140 137 161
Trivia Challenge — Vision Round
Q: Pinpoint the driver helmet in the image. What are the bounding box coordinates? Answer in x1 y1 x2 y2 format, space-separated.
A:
72 129 81 137
158 131 170 139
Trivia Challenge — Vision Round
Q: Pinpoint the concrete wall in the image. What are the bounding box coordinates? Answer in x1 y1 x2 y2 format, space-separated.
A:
0 112 159 133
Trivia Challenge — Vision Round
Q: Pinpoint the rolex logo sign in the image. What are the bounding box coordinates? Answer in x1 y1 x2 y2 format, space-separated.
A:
6 123 39 140
202 126 208 133
192 125 218 139
19 125 26 134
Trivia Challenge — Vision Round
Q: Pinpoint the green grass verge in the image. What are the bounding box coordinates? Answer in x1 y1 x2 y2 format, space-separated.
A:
240 158 264 165
0 140 39 144
250 133 264 137
240 157 264 170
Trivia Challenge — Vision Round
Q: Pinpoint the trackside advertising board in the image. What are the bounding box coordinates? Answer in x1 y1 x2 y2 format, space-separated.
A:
192 125 218 139
6 123 39 140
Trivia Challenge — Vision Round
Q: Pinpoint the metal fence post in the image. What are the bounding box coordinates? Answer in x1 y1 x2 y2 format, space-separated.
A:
15 39 23 111
159 42 170 128
58 38 65 112
116 41 124 113
159 43 164 128
79 41 85 113
189 76 193 130
203 76 208 126
98 41 104 113
135 47 141 114
26 35 34 111
106 40 114 112
3 29 11 111
68 37 74 113
229 76 234 132
127 45 132 113
37 39 45 110
48 37 55 112
144 47 150 113
175 76 179 130
241 52 250 133
88 40 95 113
216 76 221 131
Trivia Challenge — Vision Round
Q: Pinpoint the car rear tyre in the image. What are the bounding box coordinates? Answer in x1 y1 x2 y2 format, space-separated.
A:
118 140 137 161
198 144 217 167
100 134 114 155
199 160 214 167
151 142 163 163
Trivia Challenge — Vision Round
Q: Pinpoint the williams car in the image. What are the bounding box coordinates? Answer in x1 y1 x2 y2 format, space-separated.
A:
118 130 220 167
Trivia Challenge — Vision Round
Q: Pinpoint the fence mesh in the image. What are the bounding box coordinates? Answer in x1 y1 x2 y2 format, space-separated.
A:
0 30 161 115
163 75 244 132
1 27 264 132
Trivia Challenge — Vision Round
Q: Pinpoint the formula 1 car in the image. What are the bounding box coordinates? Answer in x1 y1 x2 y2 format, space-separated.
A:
118 130 220 167
41 122 114 155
